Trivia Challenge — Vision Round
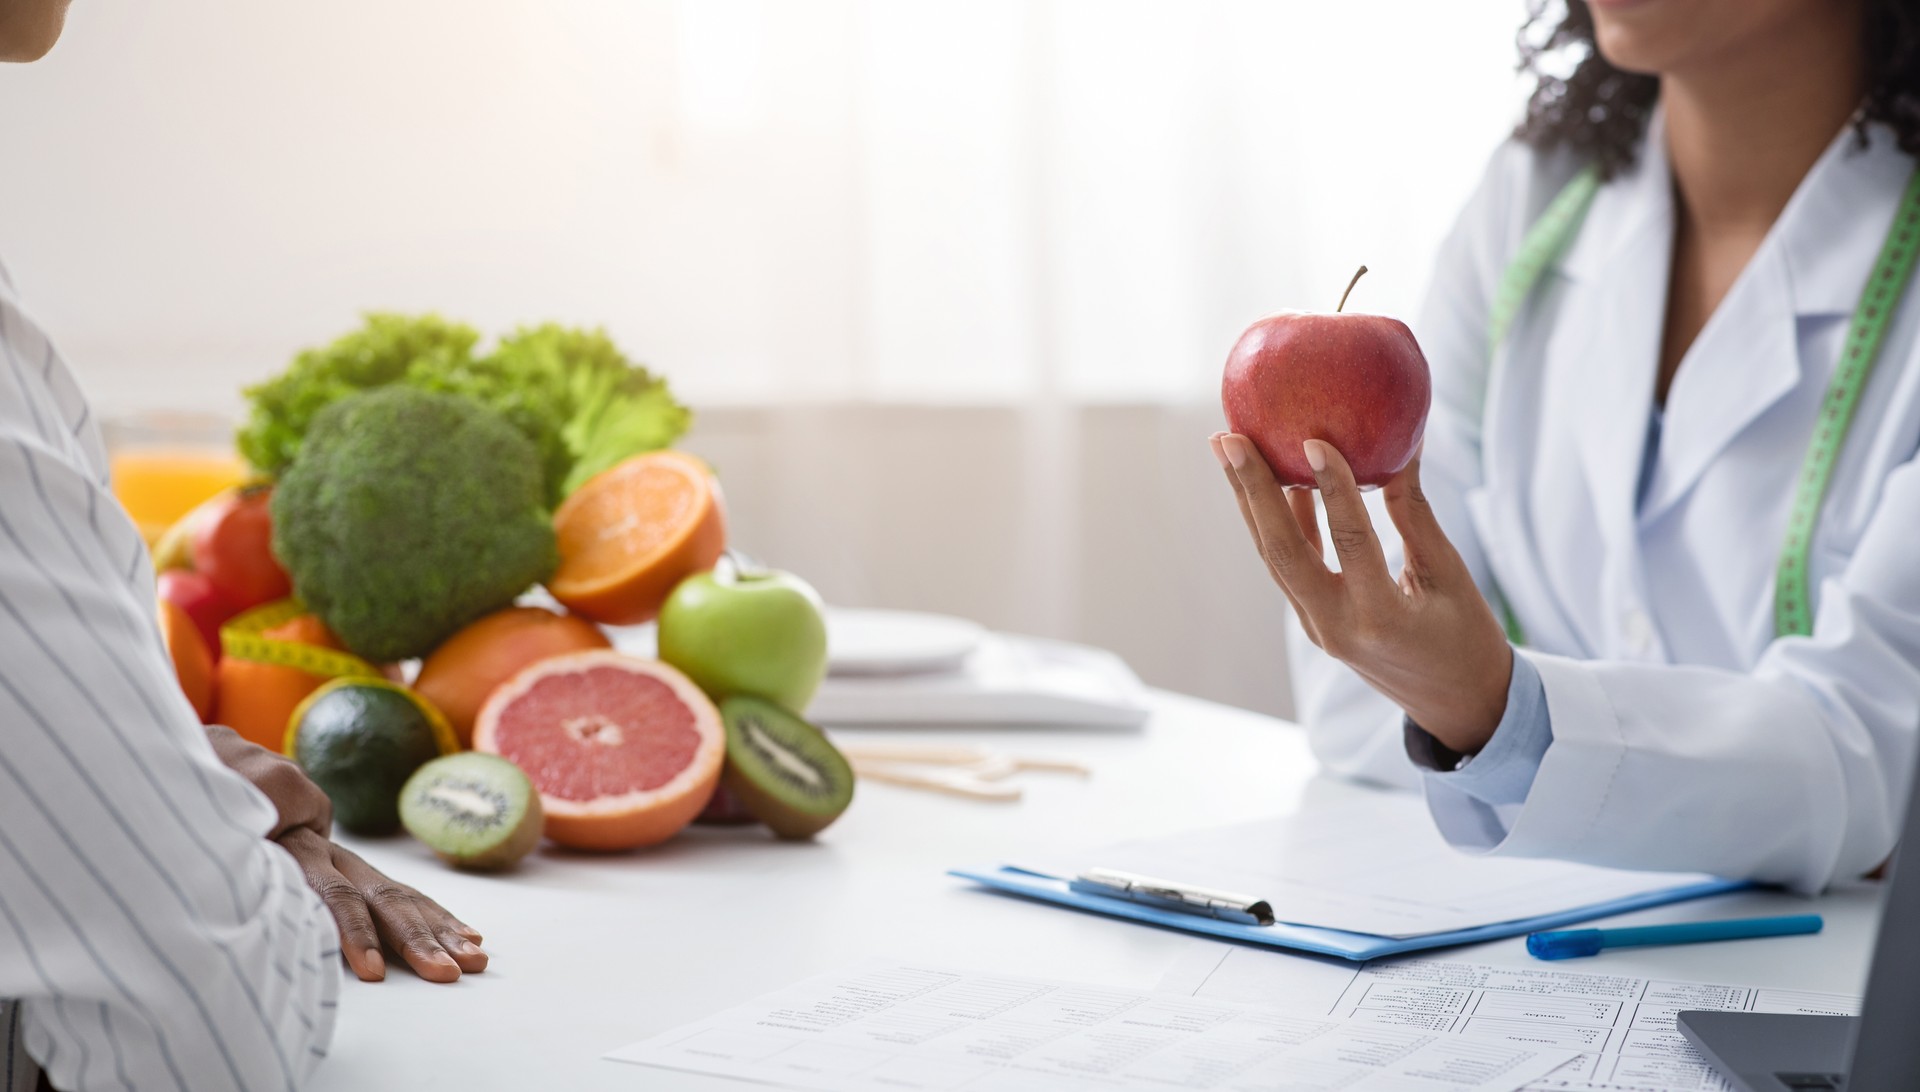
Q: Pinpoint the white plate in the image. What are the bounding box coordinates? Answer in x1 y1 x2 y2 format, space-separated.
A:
825 608 987 677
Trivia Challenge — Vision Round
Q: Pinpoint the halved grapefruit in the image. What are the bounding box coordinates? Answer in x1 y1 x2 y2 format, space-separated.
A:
547 450 727 625
472 649 724 851
414 605 612 748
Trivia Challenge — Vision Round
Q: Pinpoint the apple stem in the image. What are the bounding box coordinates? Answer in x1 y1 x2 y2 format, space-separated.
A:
1337 265 1368 313
721 549 764 580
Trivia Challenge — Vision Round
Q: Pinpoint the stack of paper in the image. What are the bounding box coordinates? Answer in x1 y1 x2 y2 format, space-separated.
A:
1158 946 1861 1092
808 633 1153 729
607 959 1581 1091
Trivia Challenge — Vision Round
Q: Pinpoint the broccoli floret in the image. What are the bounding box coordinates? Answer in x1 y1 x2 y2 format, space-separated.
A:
271 387 558 663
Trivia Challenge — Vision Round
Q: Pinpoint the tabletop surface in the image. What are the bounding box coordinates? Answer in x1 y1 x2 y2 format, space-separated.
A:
308 690 1886 1090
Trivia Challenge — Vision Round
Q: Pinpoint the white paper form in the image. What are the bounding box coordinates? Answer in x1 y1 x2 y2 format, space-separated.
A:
1159 945 1859 1092
606 959 1577 1091
1020 793 1725 938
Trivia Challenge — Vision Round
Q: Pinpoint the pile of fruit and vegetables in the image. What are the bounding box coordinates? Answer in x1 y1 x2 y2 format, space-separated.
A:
154 314 853 870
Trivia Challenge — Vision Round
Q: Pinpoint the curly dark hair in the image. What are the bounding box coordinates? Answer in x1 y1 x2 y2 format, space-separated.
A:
1514 0 1920 178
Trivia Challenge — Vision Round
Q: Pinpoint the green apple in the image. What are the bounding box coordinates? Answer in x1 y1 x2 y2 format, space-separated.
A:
657 559 829 713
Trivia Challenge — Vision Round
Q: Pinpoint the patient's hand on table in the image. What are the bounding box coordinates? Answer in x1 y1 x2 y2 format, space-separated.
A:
209 725 488 982
279 827 489 983
1210 432 1513 755
206 724 334 839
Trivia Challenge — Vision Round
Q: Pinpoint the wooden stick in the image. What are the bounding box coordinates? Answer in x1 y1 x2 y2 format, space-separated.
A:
851 763 1024 801
1007 757 1092 777
839 744 1092 778
840 744 988 766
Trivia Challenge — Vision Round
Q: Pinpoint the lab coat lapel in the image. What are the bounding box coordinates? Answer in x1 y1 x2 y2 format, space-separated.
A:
1643 120 1912 520
1647 248 1800 518
1551 125 1668 575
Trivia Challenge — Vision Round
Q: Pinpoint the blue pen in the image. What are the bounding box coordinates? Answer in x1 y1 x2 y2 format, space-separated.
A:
1527 914 1824 960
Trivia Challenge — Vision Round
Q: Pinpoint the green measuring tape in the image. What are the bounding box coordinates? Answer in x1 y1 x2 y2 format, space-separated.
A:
1488 162 1920 643
1775 170 1920 635
1488 166 1603 356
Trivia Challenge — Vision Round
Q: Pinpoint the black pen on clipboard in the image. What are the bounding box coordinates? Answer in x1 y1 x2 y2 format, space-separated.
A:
1068 868 1276 926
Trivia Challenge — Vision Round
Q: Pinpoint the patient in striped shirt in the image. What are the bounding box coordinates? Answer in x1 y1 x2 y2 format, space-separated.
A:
2 6 488 1090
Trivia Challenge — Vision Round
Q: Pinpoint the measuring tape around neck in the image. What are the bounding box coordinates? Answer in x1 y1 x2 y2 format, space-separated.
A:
1488 162 1920 643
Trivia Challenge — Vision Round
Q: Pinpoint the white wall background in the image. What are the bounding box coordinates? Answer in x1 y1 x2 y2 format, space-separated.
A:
0 0 1533 716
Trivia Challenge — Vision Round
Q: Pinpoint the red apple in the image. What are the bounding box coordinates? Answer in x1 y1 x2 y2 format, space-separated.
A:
1221 267 1431 488
157 569 237 663
190 484 292 611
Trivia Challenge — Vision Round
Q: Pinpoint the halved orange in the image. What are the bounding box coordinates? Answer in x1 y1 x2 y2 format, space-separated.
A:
548 451 727 625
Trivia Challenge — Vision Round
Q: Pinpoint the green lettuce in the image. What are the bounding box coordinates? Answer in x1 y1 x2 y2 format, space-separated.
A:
238 314 690 505
237 313 479 481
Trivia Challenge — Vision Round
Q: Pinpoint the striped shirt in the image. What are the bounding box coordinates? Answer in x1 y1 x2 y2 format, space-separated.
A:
0 259 339 1090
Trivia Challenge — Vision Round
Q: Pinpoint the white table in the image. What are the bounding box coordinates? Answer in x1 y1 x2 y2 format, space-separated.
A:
307 690 1885 1090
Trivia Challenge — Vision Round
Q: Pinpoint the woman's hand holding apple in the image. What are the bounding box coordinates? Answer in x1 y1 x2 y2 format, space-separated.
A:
1210 432 1513 755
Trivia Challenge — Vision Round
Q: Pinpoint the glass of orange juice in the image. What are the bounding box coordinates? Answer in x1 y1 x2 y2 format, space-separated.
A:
103 412 250 545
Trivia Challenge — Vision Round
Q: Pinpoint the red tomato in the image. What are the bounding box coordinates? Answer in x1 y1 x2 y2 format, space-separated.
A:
190 485 292 611
157 569 237 663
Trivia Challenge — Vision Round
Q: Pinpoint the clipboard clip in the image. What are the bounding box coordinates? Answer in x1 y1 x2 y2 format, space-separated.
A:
1069 867 1275 927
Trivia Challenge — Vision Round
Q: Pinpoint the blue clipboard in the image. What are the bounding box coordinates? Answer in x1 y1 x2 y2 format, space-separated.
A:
949 865 1749 961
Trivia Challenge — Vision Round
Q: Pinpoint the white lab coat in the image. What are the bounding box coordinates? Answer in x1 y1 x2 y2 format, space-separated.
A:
1293 108 1920 893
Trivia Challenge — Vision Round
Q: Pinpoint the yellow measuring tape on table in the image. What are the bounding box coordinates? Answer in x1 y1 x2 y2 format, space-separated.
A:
219 599 383 680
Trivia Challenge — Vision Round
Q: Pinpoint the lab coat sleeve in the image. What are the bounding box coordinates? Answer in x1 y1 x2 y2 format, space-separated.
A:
1407 652 1553 807
1288 142 1533 789
1428 455 1920 892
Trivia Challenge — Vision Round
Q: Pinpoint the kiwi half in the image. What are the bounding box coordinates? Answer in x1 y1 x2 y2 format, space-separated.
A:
399 753 544 870
719 696 854 839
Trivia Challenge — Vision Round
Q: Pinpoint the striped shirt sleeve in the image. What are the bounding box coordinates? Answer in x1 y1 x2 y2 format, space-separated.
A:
1 1000 35 1092
0 294 339 1091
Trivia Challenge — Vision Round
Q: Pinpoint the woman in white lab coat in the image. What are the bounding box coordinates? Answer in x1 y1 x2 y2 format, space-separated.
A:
1212 0 1920 893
